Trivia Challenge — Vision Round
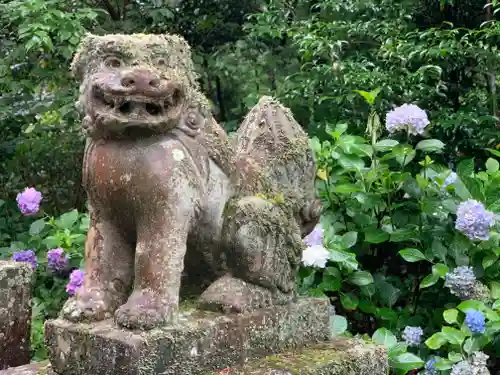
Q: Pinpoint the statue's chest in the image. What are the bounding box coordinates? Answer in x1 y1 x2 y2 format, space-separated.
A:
83 141 140 199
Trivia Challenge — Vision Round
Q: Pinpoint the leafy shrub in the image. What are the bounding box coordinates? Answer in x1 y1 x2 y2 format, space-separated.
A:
298 89 500 373
0 191 87 360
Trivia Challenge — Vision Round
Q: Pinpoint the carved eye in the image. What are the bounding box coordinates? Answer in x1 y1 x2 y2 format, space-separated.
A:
104 57 122 68
156 57 167 66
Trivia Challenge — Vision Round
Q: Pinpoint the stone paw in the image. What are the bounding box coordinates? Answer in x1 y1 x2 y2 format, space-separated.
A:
198 275 292 314
114 290 176 330
60 289 119 322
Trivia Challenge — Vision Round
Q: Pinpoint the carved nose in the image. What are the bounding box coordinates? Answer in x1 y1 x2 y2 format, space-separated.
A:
120 70 161 90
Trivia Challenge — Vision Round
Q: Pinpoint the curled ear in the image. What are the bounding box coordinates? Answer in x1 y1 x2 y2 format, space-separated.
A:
70 33 97 81
177 106 206 137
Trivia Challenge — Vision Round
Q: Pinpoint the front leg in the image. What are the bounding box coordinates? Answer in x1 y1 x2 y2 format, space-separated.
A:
61 203 134 322
114 201 193 330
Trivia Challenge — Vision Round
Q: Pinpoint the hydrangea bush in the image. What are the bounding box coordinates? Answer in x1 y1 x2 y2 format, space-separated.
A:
301 89 500 374
0 190 87 360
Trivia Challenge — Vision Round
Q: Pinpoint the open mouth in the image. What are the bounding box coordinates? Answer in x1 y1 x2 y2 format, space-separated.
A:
92 85 183 118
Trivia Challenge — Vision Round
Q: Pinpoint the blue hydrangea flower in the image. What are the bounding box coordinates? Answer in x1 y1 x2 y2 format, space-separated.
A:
424 359 438 375
443 171 457 188
47 248 69 273
303 225 324 247
444 266 476 300
455 200 495 241
385 104 430 135
66 269 85 296
465 310 485 334
16 187 43 216
11 249 38 270
402 326 424 346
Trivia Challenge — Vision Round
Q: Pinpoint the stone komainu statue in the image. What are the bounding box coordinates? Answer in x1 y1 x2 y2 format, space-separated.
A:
61 33 322 330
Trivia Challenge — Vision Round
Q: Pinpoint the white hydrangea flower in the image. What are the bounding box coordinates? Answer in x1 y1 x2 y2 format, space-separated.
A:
301 245 330 268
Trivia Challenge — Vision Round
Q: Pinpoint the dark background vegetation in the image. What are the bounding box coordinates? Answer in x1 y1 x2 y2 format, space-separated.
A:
1 0 498 215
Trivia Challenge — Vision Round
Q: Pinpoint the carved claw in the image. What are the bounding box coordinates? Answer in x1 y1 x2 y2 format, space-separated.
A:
114 290 177 330
60 289 119 322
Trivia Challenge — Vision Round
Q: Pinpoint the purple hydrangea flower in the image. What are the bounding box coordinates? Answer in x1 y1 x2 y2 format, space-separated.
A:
455 200 495 241
303 225 324 247
424 359 438 375
402 326 424 346
11 249 38 270
66 269 84 296
47 248 69 273
444 266 476 300
16 187 43 216
465 310 485 334
385 104 430 135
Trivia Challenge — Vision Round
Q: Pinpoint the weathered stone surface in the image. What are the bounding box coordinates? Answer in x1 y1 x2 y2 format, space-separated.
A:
0 362 49 375
0 261 33 370
46 298 330 375
210 338 389 375
0 339 388 375
60 32 322 331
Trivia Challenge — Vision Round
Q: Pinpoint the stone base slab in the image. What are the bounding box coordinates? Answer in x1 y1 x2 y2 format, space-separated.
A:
45 297 330 375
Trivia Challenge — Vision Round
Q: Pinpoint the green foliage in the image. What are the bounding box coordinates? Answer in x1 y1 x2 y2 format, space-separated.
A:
299 92 500 373
0 204 88 360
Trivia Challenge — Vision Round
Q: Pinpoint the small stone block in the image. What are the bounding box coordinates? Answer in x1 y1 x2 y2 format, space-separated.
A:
45 297 330 375
0 261 33 370
221 338 389 375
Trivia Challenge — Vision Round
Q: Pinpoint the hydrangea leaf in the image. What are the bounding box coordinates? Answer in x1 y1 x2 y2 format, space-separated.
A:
485 157 499 173
483 254 498 269
347 271 374 286
441 327 466 346
372 327 397 349
340 292 359 310
390 353 424 372
463 336 488 354
415 139 445 152
432 263 449 278
490 281 500 299
330 315 348 336
492 299 500 310
364 228 390 243
447 352 463 363
420 272 439 289
374 139 399 151
398 248 427 262
29 218 46 236
457 300 486 313
55 209 79 230
443 309 459 324
425 332 447 349
434 358 454 370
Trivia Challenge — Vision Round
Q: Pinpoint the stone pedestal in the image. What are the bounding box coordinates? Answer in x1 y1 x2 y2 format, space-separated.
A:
0 339 389 375
0 261 33 370
45 298 330 375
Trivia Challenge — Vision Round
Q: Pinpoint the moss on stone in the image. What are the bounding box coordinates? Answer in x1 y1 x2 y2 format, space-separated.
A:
204 338 388 375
